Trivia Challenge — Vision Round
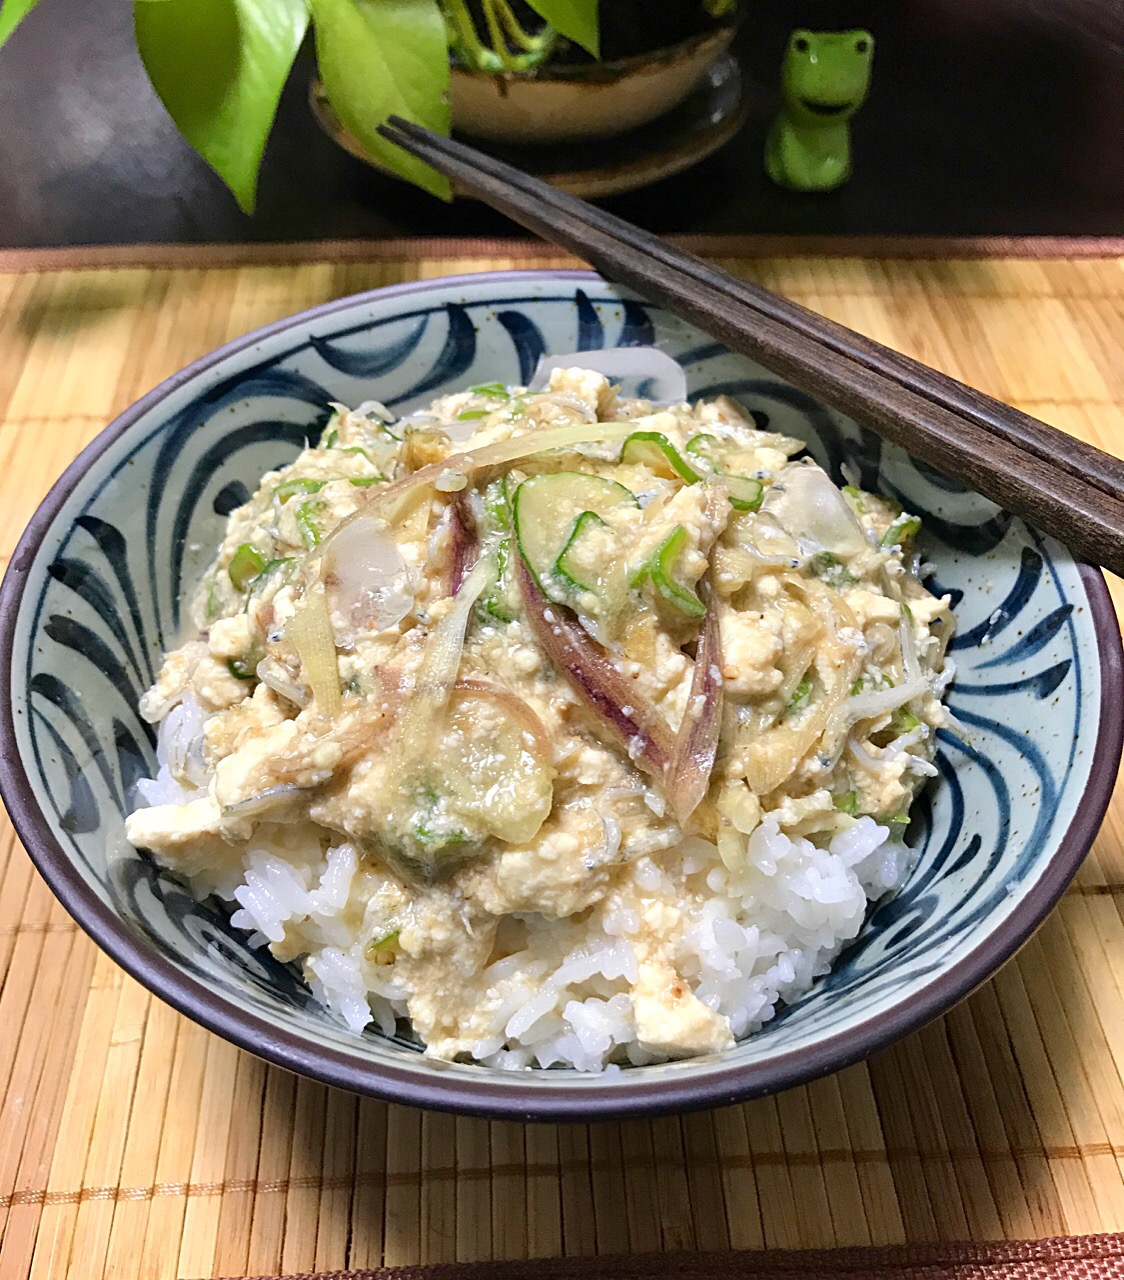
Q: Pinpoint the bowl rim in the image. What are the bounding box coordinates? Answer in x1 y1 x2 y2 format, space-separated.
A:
1 268 1121 1122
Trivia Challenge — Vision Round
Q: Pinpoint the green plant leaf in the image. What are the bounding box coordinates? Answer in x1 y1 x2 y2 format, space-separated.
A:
311 0 451 200
134 0 310 214
0 0 42 49
524 0 598 57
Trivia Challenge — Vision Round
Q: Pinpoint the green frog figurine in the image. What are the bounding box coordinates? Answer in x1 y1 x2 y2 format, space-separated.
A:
766 29 874 192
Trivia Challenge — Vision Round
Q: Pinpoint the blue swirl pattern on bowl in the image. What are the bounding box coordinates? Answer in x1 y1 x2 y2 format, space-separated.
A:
1 271 1119 1119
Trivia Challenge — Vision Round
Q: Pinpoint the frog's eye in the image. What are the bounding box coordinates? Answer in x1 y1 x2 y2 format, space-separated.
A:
855 37 870 52
793 36 810 52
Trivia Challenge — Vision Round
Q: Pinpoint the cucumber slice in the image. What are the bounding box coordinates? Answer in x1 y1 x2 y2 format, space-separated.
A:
685 433 764 512
619 431 701 482
554 510 607 591
684 432 719 462
512 471 638 597
685 432 758 469
630 525 706 618
376 685 553 884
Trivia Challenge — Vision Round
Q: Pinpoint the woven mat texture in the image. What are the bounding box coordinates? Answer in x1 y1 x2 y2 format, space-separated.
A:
0 243 1122 1280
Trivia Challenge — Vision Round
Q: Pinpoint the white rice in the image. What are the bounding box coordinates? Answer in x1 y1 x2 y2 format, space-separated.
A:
135 697 912 1070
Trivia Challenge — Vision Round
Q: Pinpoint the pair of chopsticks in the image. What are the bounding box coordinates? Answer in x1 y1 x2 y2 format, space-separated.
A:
378 116 1124 579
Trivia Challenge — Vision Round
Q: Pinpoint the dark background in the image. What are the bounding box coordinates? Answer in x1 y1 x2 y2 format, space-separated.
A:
0 0 1120 248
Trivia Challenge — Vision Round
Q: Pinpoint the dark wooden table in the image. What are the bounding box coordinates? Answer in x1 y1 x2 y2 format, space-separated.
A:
0 0 1120 248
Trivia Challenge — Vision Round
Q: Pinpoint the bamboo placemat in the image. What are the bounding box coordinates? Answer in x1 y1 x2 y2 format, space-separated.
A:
1 241 1123 1280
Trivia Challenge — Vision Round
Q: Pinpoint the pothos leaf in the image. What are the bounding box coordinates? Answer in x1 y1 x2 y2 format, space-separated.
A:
0 0 43 48
134 0 310 214
524 0 599 58
311 0 451 201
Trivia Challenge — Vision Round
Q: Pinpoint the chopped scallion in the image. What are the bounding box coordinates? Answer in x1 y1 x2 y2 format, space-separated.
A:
228 543 265 591
620 431 701 483
728 477 764 512
364 928 400 961
890 708 922 734
248 557 296 596
786 675 813 714
274 478 327 504
880 515 922 547
295 500 326 549
205 573 223 621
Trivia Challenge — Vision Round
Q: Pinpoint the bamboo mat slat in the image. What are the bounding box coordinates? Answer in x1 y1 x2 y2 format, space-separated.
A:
0 244 1123 1280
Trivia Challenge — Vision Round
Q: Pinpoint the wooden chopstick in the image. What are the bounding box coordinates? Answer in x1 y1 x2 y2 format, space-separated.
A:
381 117 1124 507
378 117 1124 578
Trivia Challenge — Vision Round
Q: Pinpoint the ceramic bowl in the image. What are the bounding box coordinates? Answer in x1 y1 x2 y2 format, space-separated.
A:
1 271 1120 1121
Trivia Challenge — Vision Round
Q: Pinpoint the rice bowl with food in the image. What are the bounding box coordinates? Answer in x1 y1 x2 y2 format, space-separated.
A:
125 352 954 1072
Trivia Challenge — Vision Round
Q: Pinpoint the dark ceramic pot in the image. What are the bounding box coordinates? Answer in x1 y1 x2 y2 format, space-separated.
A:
449 25 737 145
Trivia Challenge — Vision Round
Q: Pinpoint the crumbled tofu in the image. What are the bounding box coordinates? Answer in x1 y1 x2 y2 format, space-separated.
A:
547 366 616 418
719 612 784 698
125 794 222 848
212 719 303 808
139 640 208 722
847 588 903 627
631 961 735 1057
208 614 254 660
